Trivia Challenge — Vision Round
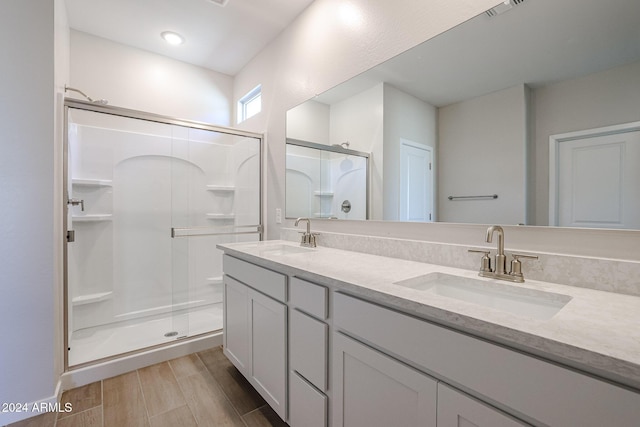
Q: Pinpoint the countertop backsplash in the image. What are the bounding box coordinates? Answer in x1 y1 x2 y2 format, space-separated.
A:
281 228 640 297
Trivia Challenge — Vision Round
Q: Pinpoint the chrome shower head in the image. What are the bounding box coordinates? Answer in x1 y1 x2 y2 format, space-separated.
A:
64 85 109 105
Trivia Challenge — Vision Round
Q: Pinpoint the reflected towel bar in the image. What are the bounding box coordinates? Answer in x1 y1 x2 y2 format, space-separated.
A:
448 194 498 201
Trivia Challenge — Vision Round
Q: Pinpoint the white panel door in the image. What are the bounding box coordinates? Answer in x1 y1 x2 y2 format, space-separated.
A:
332 332 437 427
552 126 640 228
400 140 433 222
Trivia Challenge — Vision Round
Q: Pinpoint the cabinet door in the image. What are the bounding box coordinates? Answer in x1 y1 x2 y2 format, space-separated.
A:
223 276 250 372
438 383 529 427
249 287 287 420
332 332 437 427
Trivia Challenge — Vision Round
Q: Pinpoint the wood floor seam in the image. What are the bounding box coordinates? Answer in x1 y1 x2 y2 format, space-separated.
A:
172 370 197 423
195 352 247 418
100 381 104 427
134 370 152 425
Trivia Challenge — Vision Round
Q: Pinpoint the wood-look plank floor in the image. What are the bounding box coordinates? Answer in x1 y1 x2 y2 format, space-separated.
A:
6 347 288 427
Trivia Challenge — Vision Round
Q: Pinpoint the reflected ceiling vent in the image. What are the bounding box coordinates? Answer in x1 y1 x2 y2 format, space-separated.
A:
207 0 229 6
486 0 525 17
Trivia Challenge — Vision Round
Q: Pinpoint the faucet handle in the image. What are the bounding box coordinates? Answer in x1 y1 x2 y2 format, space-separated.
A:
511 253 539 260
509 253 539 280
468 249 492 273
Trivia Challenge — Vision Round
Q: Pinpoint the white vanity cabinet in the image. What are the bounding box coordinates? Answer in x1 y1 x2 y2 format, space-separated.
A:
333 292 640 427
222 255 287 420
220 249 640 427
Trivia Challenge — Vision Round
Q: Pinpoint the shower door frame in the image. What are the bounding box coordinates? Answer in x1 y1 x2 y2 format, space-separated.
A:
62 98 264 371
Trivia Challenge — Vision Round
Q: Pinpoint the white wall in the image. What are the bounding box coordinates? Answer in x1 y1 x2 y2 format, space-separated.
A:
286 100 330 144
438 85 527 224
70 31 234 125
54 0 70 400
0 1 59 424
532 60 640 226
383 84 437 221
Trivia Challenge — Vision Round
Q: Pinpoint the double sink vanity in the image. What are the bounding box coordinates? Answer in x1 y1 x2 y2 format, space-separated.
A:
217 231 640 427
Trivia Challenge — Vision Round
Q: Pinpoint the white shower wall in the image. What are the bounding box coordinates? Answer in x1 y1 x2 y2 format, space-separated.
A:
67 109 260 336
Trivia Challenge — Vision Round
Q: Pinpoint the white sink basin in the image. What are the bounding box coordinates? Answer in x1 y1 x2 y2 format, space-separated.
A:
256 244 316 256
394 272 571 320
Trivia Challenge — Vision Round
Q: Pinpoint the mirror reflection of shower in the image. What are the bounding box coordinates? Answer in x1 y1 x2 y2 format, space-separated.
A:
286 139 369 220
65 85 109 105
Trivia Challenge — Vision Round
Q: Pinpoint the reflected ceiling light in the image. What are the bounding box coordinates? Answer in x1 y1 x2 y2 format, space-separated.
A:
161 31 185 45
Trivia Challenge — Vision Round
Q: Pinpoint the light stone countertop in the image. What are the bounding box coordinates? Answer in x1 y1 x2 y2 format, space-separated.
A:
218 240 640 390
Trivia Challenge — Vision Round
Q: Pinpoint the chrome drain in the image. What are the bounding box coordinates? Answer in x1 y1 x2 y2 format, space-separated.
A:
164 331 179 337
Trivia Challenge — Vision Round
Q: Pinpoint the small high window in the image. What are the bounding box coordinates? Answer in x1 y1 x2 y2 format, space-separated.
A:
238 85 262 123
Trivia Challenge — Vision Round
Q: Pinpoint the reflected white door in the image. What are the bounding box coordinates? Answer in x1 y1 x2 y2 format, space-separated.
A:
551 124 640 228
400 140 433 222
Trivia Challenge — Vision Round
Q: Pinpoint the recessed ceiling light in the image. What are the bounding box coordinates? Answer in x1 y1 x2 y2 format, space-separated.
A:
161 31 185 46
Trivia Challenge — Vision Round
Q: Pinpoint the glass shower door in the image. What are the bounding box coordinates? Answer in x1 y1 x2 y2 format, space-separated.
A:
169 126 262 338
65 102 262 367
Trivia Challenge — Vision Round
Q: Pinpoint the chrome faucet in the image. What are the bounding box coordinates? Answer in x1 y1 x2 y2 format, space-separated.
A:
468 225 538 283
295 217 318 248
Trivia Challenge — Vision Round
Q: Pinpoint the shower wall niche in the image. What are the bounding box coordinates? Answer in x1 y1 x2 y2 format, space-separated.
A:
65 104 261 366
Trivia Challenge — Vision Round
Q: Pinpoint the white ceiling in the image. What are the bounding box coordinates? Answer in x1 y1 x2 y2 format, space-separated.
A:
65 0 315 76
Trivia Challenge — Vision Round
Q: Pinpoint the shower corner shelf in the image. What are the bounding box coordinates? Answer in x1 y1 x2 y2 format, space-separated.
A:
206 213 235 219
72 291 113 306
72 178 113 187
72 214 113 222
206 185 235 192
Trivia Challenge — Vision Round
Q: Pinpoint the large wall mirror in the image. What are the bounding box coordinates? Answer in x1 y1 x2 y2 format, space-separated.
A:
285 0 640 229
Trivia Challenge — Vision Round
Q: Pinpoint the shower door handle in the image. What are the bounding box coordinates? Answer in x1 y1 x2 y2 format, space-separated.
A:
67 198 85 211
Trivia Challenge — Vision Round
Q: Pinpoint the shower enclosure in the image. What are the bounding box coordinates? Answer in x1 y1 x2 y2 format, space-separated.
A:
64 99 262 368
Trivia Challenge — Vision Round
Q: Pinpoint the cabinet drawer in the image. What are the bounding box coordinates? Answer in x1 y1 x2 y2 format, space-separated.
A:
334 292 640 427
290 277 328 319
291 309 328 390
223 254 286 302
290 371 327 427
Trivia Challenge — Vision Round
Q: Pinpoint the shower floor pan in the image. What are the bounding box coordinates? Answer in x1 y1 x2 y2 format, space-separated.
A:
68 303 222 367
